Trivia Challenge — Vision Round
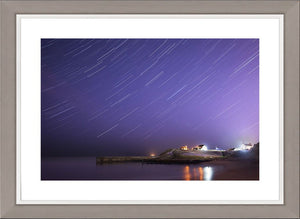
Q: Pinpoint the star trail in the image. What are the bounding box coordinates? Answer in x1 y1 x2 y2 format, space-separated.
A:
41 39 259 157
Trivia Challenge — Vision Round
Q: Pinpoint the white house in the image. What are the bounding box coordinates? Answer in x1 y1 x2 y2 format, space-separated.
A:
235 143 253 151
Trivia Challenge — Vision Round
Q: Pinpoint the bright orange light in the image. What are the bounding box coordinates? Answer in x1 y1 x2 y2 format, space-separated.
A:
180 145 188 151
199 167 204 180
150 153 155 157
184 165 191 181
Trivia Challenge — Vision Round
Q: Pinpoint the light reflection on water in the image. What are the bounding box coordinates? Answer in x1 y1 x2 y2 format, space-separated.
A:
184 166 191 180
184 166 214 180
41 157 259 180
203 167 213 180
199 167 203 180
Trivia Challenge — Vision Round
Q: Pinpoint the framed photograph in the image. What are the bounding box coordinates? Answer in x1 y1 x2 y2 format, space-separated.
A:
1 0 299 218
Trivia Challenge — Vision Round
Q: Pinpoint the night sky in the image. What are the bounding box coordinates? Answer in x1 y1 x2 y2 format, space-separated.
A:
41 39 259 157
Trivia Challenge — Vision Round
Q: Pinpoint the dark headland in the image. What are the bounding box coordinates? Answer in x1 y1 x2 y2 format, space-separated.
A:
96 143 259 165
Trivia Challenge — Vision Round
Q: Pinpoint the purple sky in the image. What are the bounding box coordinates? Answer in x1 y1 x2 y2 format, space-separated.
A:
41 39 259 157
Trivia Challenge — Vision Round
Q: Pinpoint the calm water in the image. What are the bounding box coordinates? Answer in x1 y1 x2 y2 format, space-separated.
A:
41 157 259 180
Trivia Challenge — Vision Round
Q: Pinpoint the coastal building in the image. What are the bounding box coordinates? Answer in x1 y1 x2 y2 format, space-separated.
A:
243 143 253 150
201 145 208 151
193 145 204 151
192 145 208 151
180 145 188 151
234 143 253 151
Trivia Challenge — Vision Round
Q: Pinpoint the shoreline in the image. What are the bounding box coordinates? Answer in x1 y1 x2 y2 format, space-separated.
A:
96 147 258 165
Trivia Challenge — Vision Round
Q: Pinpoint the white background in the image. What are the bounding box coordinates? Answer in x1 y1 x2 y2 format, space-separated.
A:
17 15 283 204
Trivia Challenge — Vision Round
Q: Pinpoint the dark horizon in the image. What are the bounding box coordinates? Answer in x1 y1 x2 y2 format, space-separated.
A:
41 39 259 157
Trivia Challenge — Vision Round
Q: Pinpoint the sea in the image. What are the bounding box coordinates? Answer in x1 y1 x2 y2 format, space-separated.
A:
41 157 259 180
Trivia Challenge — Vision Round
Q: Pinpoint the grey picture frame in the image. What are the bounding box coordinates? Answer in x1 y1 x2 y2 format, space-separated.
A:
0 0 299 218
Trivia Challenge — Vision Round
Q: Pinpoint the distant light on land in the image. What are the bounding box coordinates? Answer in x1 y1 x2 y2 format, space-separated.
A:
234 143 253 151
150 153 155 157
180 145 189 151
